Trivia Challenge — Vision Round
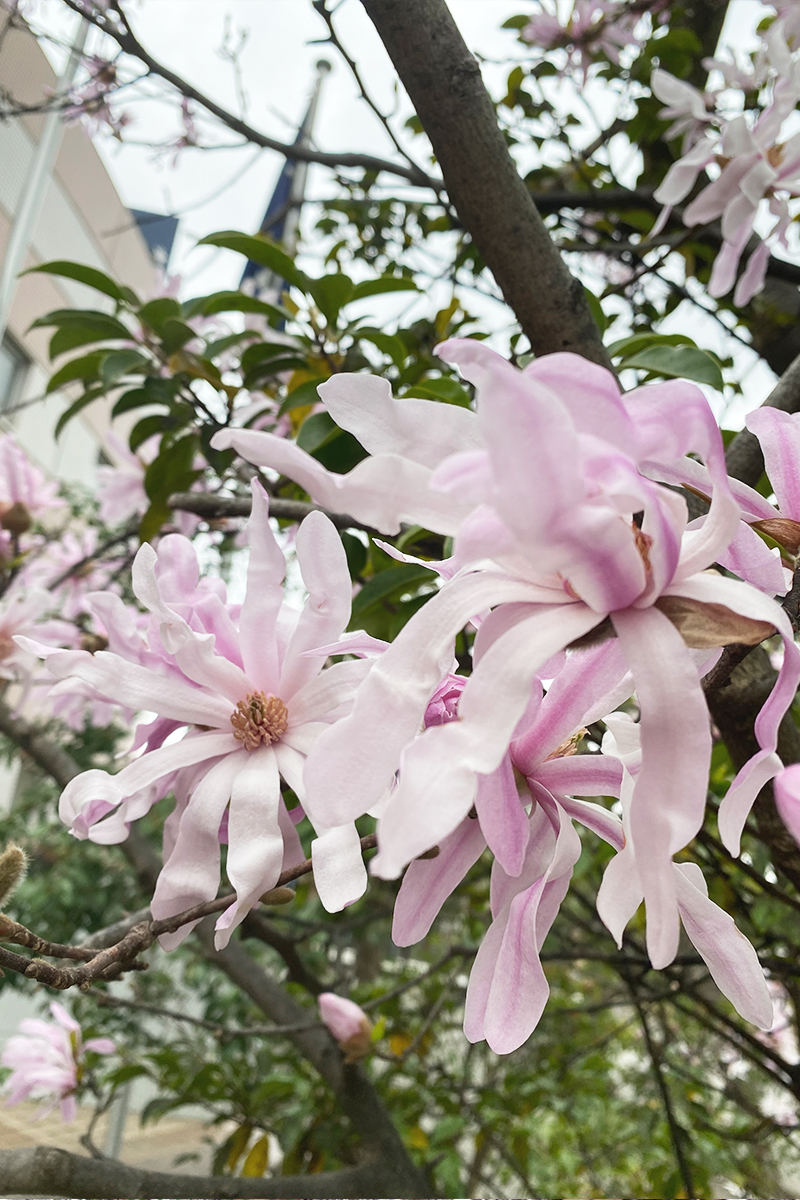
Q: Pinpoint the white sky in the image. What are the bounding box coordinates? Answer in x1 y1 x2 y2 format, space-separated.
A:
32 0 781 425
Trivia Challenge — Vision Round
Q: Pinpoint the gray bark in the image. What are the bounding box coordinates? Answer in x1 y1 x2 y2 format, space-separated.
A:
360 0 613 367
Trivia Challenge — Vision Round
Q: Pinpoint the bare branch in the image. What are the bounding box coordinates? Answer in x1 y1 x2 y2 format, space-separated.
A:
57 0 441 189
168 489 369 531
0 1144 382 1199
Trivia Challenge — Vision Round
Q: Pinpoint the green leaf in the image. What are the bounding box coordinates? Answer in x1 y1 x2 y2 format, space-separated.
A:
138 296 182 333
278 376 327 415
341 530 367 578
502 13 530 29
32 307 131 333
404 377 472 407
186 290 293 325
297 411 367 473
241 1134 269 1177
111 388 154 418
23 260 133 304
198 231 309 292
350 276 418 301
45 351 107 393
350 563 436 625
583 286 608 335
160 319 197 356
308 272 356 324
607 331 698 357
297 410 340 455
241 340 300 374
619 344 724 390
54 386 104 439
357 327 407 369
130 413 176 452
100 349 150 388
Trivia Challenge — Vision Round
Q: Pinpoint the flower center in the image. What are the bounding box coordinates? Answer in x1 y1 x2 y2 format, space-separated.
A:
230 691 289 750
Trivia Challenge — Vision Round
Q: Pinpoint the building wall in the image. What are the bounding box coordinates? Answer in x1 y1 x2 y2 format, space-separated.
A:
0 20 156 480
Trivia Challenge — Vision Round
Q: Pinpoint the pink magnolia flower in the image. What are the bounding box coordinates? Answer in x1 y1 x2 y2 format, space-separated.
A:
522 0 642 74
23 527 121 621
0 435 63 522
1 1001 114 1122
26 482 374 947
318 993 372 1060
216 342 799 970
654 20 800 305
0 586 72 683
97 433 203 538
651 68 717 149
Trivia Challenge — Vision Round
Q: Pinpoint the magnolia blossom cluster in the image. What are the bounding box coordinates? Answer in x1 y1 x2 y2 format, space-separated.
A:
0 1001 114 1121
522 0 648 74
33 337 800 1055
652 7 800 305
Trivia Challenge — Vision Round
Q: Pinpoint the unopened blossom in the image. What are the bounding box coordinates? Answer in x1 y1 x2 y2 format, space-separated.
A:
318 993 372 1060
1 1001 114 1122
24 482 374 947
215 341 800 970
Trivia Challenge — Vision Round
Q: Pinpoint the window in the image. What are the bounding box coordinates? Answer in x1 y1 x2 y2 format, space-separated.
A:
0 336 28 414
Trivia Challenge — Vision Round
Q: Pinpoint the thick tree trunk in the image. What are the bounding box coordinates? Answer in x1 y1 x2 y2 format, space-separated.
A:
361 0 613 368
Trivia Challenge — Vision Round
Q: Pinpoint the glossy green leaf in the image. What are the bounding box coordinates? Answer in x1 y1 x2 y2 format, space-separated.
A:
278 376 327 415
45 351 107 394
619 344 724 390
198 231 309 292
100 349 150 388
350 562 436 624
138 297 182 333
308 272 356 324
357 327 407 369
160 319 197 356
54 386 105 439
350 276 418 301
23 260 132 304
186 290 293 325
404 377 472 407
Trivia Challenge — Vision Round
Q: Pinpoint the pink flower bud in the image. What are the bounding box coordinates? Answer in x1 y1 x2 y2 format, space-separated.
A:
317 992 372 1061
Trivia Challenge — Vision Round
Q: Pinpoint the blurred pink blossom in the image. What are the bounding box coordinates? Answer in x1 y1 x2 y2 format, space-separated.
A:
1 1001 114 1122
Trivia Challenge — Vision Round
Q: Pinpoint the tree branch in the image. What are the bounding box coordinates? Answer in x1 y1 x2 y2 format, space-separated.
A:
725 350 800 488
57 0 440 190
0 1144 381 1199
168 489 366 531
360 0 613 367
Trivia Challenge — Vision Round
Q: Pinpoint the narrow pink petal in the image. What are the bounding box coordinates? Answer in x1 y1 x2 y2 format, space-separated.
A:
534 754 625 799
288 658 371 725
734 239 770 306
512 639 630 773
280 512 352 699
391 817 486 945
214 745 283 949
611 605 712 968
152 752 246 950
211 429 463 536
718 520 787 594
237 480 286 693
474 754 529 877
44 648 232 727
310 823 367 911
643 456 777 521
555 794 625 850
669 572 800 854
774 763 800 848
371 602 601 878
746 408 800 521
596 845 644 945
303 573 564 827
675 863 772 1029
319 372 480 467
523 352 636 452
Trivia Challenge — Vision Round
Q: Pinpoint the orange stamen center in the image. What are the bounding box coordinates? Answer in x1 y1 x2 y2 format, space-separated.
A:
231 691 288 750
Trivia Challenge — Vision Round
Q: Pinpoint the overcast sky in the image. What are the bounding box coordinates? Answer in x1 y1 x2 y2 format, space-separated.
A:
33 0 775 425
